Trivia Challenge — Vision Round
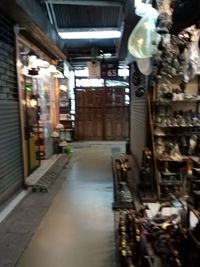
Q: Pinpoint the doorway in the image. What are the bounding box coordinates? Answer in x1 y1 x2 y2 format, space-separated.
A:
75 87 129 140
22 76 40 175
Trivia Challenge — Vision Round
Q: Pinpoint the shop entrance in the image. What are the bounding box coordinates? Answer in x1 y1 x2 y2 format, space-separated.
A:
75 87 129 140
22 77 40 175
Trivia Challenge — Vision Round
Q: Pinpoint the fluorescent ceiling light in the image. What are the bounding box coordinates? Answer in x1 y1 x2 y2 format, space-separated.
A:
102 53 112 58
58 30 121 39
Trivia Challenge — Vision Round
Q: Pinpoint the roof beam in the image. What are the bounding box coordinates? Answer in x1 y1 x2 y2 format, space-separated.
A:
44 0 124 7
44 1 54 25
49 2 59 31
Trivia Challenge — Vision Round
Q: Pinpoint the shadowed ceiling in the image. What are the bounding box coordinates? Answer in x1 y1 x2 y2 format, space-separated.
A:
38 0 140 63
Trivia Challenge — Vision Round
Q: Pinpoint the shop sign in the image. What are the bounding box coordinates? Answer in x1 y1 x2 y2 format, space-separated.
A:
101 61 118 78
87 61 101 78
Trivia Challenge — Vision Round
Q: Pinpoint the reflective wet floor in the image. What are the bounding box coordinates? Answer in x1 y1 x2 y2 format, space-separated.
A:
17 143 124 267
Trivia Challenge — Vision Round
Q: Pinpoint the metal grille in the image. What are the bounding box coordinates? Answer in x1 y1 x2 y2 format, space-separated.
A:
130 65 147 166
0 15 23 204
54 4 121 28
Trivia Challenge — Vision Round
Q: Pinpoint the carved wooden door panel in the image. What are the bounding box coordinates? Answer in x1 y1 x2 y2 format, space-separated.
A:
75 88 129 140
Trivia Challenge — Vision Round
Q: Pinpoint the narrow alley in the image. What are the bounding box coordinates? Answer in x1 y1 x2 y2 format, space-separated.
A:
16 143 125 267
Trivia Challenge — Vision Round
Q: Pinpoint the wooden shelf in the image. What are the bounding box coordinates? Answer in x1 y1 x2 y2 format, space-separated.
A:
157 157 184 162
154 133 200 137
159 181 182 186
148 64 200 200
60 119 74 121
157 155 199 162
155 125 200 128
154 99 200 105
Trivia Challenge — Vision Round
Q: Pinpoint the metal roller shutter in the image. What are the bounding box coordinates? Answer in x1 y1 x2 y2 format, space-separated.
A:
130 63 147 166
0 15 23 205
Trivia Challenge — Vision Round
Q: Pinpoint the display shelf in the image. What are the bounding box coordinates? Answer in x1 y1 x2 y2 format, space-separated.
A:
59 81 72 134
159 181 182 186
155 125 200 128
149 71 200 200
157 156 199 162
157 158 183 162
154 133 200 137
154 99 200 105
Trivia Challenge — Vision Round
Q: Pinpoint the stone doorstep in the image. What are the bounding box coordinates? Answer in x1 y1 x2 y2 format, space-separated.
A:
29 154 70 192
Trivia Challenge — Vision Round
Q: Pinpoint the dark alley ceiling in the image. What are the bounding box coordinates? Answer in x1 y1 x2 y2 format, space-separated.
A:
0 0 161 64
38 0 139 63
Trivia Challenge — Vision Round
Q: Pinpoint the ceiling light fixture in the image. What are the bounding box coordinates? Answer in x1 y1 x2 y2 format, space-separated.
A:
58 30 121 39
101 53 112 58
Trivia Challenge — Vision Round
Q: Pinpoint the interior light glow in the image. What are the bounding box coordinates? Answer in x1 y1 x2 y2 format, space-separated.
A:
76 78 104 87
59 85 67 92
74 68 89 77
102 53 112 58
30 98 37 108
59 30 121 39
118 68 129 77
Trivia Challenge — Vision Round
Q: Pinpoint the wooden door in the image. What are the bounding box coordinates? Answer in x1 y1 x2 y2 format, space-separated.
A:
75 88 129 140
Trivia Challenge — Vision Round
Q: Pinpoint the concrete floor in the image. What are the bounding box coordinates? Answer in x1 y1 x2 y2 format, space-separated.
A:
17 143 123 267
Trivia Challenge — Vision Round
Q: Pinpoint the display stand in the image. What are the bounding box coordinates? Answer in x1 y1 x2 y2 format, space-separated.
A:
149 75 200 200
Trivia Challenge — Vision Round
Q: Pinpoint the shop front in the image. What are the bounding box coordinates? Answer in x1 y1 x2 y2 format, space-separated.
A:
16 36 62 176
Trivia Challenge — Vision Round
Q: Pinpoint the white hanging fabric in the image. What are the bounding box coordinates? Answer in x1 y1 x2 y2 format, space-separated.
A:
128 3 158 59
136 58 153 76
128 1 159 75
135 0 152 17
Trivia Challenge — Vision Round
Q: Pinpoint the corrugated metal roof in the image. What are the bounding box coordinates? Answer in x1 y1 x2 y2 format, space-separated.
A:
40 0 138 60
53 4 121 29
